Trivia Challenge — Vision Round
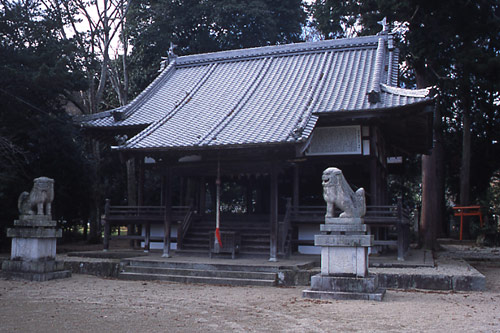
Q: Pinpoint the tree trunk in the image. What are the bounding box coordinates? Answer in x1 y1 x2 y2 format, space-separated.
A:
459 87 472 239
421 154 438 249
88 139 102 243
418 69 443 250
460 103 471 206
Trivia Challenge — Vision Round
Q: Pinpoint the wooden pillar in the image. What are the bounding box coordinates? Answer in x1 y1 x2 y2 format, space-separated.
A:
103 199 110 251
269 163 278 262
137 157 145 248
126 158 137 248
293 163 300 208
144 222 151 252
370 158 379 205
163 168 172 258
396 197 405 261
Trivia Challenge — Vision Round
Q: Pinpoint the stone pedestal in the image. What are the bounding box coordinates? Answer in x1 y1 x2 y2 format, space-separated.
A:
2 215 71 281
303 217 385 301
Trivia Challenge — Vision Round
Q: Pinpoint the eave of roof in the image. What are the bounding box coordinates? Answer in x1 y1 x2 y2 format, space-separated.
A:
77 31 434 153
313 85 436 116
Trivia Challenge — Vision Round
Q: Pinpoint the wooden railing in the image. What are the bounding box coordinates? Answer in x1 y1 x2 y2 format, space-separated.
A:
177 207 195 249
102 199 191 251
104 203 190 222
289 199 411 260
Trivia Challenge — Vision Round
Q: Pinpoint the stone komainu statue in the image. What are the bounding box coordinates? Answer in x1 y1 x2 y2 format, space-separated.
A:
18 177 55 216
322 167 366 218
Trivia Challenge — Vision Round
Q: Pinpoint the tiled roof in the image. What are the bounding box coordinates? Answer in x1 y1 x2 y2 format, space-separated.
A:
79 33 434 151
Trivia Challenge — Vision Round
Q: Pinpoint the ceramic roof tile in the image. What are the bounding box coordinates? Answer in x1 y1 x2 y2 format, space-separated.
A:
79 34 433 151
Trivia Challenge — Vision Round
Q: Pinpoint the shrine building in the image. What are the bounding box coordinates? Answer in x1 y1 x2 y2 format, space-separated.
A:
79 26 435 261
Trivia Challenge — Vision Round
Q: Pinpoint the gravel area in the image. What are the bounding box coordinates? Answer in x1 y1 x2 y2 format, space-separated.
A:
1 262 500 333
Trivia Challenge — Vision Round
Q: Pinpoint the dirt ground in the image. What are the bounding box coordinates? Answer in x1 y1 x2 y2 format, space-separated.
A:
0 263 499 333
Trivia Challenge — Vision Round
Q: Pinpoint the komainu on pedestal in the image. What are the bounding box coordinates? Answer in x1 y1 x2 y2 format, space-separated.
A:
2 177 71 281
303 167 385 301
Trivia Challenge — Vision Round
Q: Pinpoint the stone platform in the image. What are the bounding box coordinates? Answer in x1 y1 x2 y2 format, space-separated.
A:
2 260 71 281
303 213 386 301
2 214 71 281
303 274 385 301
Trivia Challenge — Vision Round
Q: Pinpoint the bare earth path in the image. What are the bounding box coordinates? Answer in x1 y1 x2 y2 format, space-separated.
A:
1 263 499 333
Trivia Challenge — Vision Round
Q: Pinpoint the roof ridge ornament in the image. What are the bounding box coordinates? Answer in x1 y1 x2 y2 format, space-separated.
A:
159 42 178 72
168 42 178 59
377 17 389 35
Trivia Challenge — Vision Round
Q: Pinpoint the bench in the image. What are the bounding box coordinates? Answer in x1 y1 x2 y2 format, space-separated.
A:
364 202 411 261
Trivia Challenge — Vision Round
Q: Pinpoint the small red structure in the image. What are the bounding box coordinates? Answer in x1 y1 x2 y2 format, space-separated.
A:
452 206 484 241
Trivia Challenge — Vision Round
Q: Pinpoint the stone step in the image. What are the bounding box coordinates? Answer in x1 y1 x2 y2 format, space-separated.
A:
123 265 277 280
124 259 281 272
119 271 277 286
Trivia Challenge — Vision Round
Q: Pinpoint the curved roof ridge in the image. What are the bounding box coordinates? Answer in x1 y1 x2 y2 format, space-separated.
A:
75 106 123 124
176 35 380 66
380 83 434 98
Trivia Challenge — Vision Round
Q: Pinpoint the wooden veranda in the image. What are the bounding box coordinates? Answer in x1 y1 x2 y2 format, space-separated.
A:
102 198 411 260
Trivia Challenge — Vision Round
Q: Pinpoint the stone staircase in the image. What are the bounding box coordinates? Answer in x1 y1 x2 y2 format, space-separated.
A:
118 259 278 286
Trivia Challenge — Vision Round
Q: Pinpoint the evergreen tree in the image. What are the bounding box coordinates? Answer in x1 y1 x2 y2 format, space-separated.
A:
0 1 92 248
126 0 306 94
310 0 500 246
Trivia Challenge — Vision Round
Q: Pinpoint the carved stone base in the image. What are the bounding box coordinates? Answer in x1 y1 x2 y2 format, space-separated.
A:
10 237 58 261
315 234 372 277
303 274 385 301
7 218 61 261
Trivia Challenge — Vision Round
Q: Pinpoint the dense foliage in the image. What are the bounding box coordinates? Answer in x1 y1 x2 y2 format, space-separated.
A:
0 1 92 248
311 0 500 243
126 0 306 93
